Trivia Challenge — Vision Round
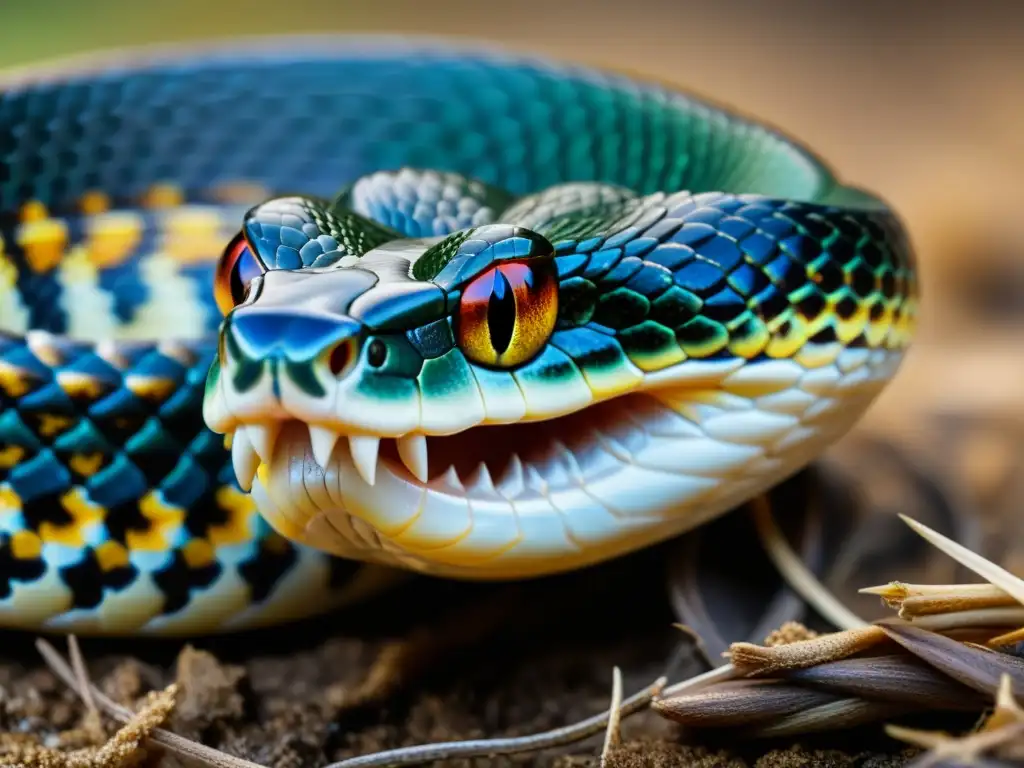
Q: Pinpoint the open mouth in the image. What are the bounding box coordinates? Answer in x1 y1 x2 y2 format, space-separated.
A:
224 372 837 576
216 342 906 576
229 391 693 500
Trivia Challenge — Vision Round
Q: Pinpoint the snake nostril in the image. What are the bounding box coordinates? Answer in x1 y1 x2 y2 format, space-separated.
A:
328 341 353 377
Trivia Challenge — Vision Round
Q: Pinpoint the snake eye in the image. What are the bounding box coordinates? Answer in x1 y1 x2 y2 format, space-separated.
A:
215 231 265 316
455 259 558 368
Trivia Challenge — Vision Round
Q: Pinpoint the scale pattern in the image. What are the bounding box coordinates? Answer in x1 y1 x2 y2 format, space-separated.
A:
538 190 915 370
0 40 917 635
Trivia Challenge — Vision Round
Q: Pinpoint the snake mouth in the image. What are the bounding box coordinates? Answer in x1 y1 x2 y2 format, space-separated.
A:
227 385 765 566
221 344 906 575
230 391 669 499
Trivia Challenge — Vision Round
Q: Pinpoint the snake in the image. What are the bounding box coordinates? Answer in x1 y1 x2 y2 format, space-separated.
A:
0 36 917 637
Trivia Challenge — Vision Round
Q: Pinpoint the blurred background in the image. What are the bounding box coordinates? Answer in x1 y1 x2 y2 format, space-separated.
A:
1 0 1022 551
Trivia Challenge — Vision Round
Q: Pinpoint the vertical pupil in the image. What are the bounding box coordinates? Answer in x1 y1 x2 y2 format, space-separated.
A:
230 257 248 304
487 268 517 356
229 245 261 306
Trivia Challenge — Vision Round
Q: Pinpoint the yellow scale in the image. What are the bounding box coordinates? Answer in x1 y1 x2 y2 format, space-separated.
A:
0 182 270 589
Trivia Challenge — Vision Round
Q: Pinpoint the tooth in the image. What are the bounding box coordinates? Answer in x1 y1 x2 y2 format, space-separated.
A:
230 428 259 492
434 465 464 493
524 464 549 495
495 454 525 499
349 435 380 486
309 425 340 469
595 429 633 462
396 434 429 483
464 463 496 495
553 440 585 483
247 422 281 465
530 446 572 488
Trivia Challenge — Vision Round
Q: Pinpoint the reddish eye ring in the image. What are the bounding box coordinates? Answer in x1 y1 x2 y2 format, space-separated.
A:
455 258 558 368
215 231 265 316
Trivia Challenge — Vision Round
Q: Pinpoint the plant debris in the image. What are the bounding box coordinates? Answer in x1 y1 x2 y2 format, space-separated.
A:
887 675 1024 767
651 514 1024 763
0 680 177 768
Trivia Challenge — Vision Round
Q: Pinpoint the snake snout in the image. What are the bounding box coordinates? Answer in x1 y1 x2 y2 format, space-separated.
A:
226 308 362 367
212 306 364 432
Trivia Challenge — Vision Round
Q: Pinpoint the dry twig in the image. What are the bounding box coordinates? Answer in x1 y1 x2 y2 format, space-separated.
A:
887 675 1024 767
35 640 266 768
326 676 667 768
898 514 1024 605
750 495 869 632
600 666 624 767
727 625 889 676
35 637 669 768
1 639 179 768
652 511 1024 745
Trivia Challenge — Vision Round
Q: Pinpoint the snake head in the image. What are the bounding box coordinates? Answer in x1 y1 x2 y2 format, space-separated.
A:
208 210 561 443
203 173 917 579
204 187 583 573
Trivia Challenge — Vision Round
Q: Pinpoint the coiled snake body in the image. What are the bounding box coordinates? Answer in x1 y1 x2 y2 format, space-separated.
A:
0 37 916 636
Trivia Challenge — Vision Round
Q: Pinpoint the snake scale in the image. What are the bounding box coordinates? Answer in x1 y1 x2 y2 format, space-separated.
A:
0 36 916 636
